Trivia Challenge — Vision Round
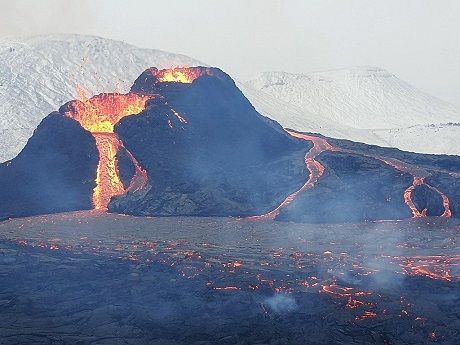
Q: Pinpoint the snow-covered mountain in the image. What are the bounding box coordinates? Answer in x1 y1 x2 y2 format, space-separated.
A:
245 67 460 155
0 34 203 162
1 35 458 161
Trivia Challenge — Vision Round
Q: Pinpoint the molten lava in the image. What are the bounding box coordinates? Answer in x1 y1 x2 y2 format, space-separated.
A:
152 67 212 83
65 93 150 133
390 255 460 282
404 177 428 218
379 163 451 218
92 134 124 209
249 130 332 220
65 92 150 210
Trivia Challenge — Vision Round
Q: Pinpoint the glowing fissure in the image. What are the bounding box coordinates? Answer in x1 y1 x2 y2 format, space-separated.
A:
65 92 151 210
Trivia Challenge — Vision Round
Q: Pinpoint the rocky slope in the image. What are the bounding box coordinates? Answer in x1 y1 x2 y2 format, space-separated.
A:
0 114 98 218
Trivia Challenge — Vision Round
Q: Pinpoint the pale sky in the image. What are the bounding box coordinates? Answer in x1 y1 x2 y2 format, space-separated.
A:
1 0 460 106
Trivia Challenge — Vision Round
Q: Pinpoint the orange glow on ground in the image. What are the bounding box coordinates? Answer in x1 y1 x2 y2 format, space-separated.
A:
390 255 460 282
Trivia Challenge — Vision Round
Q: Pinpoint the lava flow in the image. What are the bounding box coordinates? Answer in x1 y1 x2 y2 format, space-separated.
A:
403 177 428 217
375 158 452 218
387 255 460 282
249 130 333 220
65 92 150 210
250 129 452 220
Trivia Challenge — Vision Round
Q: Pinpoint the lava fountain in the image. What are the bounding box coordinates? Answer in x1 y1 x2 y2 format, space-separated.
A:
64 92 150 210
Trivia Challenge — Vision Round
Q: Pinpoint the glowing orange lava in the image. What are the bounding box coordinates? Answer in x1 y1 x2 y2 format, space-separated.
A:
152 67 212 84
425 184 452 217
401 176 451 218
65 93 150 133
249 130 332 220
320 279 376 320
65 91 150 210
373 159 451 218
391 255 460 282
92 133 124 209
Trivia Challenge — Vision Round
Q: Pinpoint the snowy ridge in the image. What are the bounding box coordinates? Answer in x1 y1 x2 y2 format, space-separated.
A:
245 67 460 155
0 34 203 162
247 67 459 129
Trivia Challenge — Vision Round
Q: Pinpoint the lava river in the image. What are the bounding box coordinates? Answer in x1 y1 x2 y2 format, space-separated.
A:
64 92 150 210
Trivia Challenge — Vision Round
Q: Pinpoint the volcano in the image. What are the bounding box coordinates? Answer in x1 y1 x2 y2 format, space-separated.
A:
0 66 459 222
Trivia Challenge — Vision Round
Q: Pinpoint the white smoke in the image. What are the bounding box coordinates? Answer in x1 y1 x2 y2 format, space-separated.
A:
265 294 298 314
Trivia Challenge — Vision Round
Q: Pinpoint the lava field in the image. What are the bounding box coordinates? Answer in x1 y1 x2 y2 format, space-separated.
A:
0 212 458 344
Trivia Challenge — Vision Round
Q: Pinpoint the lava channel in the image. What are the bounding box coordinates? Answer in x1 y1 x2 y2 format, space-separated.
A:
249 130 333 220
376 158 451 218
65 92 150 210
250 129 452 221
335 151 452 218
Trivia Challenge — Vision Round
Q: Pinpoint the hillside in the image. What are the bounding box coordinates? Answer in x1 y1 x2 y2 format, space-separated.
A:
246 67 460 155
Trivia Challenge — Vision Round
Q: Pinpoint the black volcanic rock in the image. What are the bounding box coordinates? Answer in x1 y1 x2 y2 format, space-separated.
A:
111 68 309 216
116 146 136 189
327 136 460 173
277 152 413 223
411 185 444 216
0 113 98 218
426 173 460 217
